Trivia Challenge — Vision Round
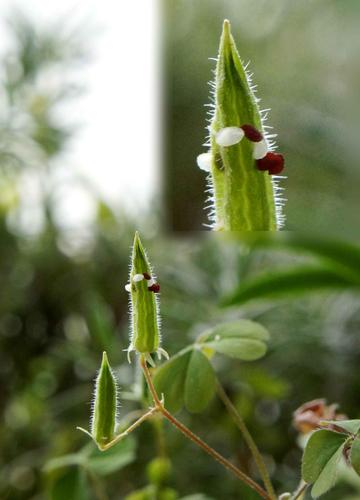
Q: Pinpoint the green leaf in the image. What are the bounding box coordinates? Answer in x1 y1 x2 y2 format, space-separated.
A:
44 454 84 472
153 351 192 413
205 320 269 342
203 320 269 361
91 351 118 447
302 429 347 498
351 438 360 476
184 350 216 413
50 467 89 500
222 267 358 306
244 233 360 280
85 294 115 351
86 436 136 475
206 338 267 361
205 20 279 231
322 420 360 435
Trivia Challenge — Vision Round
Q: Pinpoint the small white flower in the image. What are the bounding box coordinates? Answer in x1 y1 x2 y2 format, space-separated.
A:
147 278 155 287
133 274 144 282
196 152 212 172
215 127 244 147
253 140 268 160
125 283 131 292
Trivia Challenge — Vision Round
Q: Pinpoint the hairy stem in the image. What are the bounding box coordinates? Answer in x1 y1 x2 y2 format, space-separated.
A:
216 382 276 499
140 355 271 500
99 406 158 451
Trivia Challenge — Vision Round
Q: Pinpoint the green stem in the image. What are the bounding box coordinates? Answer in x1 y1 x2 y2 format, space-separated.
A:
99 407 158 451
293 482 308 500
87 470 109 500
140 355 271 500
216 382 276 500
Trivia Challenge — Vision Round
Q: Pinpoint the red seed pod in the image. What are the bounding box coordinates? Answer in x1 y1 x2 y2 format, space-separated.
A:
148 283 160 293
241 124 263 142
256 152 284 175
143 272 151 280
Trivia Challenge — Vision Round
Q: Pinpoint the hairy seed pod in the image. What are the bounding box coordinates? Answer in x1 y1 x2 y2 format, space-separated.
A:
197 20 285 230
127 232 167 364
91 352 118 448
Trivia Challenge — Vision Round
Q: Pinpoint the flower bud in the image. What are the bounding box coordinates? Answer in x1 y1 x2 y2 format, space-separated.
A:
126 232 168 364
91 351 118 448
197 19 286 230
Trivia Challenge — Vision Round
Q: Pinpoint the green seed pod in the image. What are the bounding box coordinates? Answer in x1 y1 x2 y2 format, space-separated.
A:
197 20 285 231
125 232 168 365
91 351 118 448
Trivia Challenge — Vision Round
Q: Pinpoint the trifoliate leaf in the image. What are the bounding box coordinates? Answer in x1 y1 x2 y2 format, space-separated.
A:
184 350 216 413
302 429 347 498
322 420 360 435
351 438 360 476
202 320 269 361
153 351 192 413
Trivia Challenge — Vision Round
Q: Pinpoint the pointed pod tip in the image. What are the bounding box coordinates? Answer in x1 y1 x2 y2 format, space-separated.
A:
222 19 231 38
133 230 141 244
101 351 109 366
223 19 231 29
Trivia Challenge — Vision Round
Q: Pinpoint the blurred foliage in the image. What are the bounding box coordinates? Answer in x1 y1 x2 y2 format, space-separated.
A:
163 0 360 234
1 6 360 500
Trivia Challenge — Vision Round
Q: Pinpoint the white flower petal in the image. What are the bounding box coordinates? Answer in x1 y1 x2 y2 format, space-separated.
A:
196 152 212 172
133 273 144 282
125 283 131 292
215 127 244 147
253 140 268 160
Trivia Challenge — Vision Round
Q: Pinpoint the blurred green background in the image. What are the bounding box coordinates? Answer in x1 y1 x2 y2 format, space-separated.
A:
1 3 360 500
163 0 360 233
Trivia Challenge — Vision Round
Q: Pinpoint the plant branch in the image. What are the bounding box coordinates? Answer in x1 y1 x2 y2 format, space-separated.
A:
87 469 109 500
293 482 308 500
140 355 271 500
100 406 158 451
216 381 276 499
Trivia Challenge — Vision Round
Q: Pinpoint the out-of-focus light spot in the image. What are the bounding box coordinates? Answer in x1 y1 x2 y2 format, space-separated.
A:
9 465 35 491
255 399 280 425
0 314 22 337
5 400 31 429
33 370 58 398
0 0 159 229
64 314 89 343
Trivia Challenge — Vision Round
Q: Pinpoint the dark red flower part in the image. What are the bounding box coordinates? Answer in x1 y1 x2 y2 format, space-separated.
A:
241 124 263 142
256 152 284 175
268 160 285 175
143 272 151 280
148 283 160 293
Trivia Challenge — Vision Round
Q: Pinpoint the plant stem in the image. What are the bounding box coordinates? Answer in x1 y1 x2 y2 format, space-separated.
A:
87 470 109 500
293 482 308 500
140 355 271 500
216 382 276 500
100 406 158 451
